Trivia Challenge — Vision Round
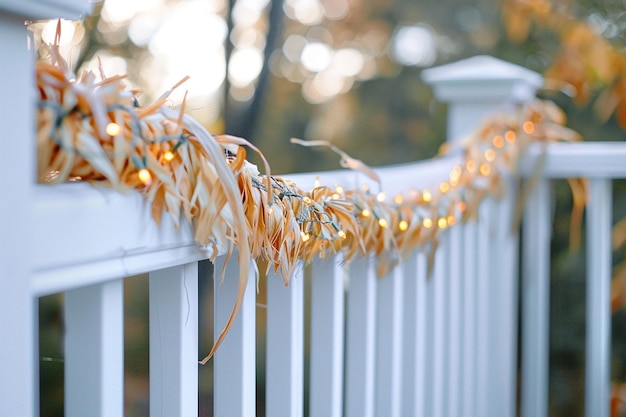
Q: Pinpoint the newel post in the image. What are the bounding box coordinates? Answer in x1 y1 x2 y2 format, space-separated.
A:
421 55 542 142
422 56 544 417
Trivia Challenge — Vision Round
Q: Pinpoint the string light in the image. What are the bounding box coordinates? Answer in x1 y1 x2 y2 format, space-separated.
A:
361 208 371 217
331 193 341 199
466 160 477 173
457 201 467 213
449 165 462 185
378 218 388 228
439 182 450 194
437 217 448 229
163 151 175 162
338 230 347 239
335 185 344 194
505 130 516 144
394 194 404 205
376 192 386 202
492 135 504 148
479 163 491 176
301 231 310 242
447 215 456 226
398 219 409 231
484 149 496 162
422 218 433 228
523 121 535 134
138 168 152 185
106 122 121 136
422 189 432 203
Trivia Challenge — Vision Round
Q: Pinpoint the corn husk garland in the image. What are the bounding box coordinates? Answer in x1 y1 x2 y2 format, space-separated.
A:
36 27 586 359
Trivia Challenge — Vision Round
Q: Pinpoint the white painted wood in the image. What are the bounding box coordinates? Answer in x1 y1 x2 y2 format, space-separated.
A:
149 263 199 417
344 256 377 417
446 224 463 417
461 221 478 416
64 280 124 417
266 264 304 417
401 252 428 417
585 179 612 417
0 0 92 19
422 55 542 142
521 179 551 417
0 16 36 417
520 142 626 179
213 255 256 417
309 256 345 417
475 199 493 417
491 176 520 417
376 259 405 417
431 232 449 417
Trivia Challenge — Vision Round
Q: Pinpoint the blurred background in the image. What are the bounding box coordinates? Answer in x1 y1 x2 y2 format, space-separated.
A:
33 0 626 415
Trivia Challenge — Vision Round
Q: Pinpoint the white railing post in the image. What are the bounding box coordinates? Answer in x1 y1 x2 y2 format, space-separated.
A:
422 55 543 142
213 254 256 417
0 15 36 417
64 280 125 417
309 256 345 417
423 55 542 416
149 263 199 417
586 179 612 417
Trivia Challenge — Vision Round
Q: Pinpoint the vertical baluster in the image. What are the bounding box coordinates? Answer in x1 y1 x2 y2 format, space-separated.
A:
446 224 464 416
149 263 199 417
475 199 493 417
432 232 449 417
491 176 520 417
586 179 612 417
461 220 478 416
65 280 124 417
213 255 256 417
266 264 304 417
345 256 377 417
376 258 405 417
521 179 551 417
0 17 36 417
309 256 344 417
401 252 428 416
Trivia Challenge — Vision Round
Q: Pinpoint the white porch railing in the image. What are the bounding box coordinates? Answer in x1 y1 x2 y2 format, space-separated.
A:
1 2 625 417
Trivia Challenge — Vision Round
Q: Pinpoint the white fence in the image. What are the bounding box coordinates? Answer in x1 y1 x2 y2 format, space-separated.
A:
1 1 625 417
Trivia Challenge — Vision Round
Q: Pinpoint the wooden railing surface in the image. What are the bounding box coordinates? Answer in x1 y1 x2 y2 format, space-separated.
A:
1 2 625 417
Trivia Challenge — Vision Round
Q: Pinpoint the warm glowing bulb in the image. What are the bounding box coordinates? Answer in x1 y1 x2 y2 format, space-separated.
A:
301 231 310 242
447 215 456 226
422 218 433 228
484 149 496 162
163 151 175 162
338 230 347 239
394 194 404 205
268 207 274 215
479 163 491 176
422 189 432 203
505 130 516 144
449 165 462 184
331 193 341 199
398 220 409 231
335 185 344 193
523 121 535 134
466 160 477 173
437 217 448 229
106 122 121 136
138 168 152 185
457 201 467 213
439 182 450 194
376 192 386 202
378 218 388 228
361 209 371 217
492 135 504 149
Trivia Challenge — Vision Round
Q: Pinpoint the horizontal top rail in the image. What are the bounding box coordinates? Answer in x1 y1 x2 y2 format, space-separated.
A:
519 142 626 179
